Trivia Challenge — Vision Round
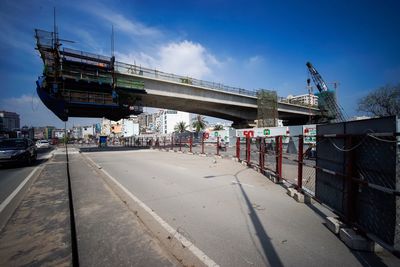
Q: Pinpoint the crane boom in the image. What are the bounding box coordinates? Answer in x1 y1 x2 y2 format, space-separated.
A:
306 62 329 92
306 62 346 122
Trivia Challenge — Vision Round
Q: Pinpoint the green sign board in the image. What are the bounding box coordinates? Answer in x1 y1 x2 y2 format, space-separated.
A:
263 129 270 135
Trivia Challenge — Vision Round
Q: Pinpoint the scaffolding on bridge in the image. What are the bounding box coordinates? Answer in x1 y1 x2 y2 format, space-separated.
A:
256 89 278 127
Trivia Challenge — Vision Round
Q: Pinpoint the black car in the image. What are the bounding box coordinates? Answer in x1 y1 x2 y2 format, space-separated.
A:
0 138 37 166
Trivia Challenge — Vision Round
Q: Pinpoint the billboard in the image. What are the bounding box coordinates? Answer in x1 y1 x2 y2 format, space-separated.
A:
236 127 288 138
303 124 316 144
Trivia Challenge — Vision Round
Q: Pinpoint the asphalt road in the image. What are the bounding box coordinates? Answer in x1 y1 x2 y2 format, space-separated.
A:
85 149 399 267
0 147 54 204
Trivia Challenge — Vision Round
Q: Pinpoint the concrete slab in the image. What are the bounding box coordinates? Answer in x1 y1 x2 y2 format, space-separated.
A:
287 187 296 197
293 191 305 203
326 217 345 234
340 228 374 252
0 154 72 266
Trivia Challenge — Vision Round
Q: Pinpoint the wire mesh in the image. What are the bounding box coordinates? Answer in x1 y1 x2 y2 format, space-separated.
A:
263 137 277 174
281 136 300 186
239 138 247 161
35 29 53 48
249 138 260 166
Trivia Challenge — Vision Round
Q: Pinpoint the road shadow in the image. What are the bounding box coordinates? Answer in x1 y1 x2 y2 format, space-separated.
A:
232 169 284 267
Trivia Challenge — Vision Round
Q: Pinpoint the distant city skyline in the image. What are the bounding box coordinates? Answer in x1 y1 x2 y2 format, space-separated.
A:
1 0 399 127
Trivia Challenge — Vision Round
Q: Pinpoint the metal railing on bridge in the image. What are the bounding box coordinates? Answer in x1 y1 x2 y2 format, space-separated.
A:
114 61 257 97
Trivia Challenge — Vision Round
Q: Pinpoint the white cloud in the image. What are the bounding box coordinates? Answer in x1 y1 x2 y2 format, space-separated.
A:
116 40 223 79
0 19 35 56
73 29 105 54
0 94 99 128
0 94 58 127
115 51 158 69
84 4 161 37
245 55 264 68
158 41 213 78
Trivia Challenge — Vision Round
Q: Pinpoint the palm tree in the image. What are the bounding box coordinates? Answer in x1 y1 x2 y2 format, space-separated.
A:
213 124 224 131
192 115 207 136
174 121 188 133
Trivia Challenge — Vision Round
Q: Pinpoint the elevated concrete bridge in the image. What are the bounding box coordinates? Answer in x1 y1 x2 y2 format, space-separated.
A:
35 29 320 127
114 63 320 126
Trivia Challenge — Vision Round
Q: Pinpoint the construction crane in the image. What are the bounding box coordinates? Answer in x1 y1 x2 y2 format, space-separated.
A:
306 62 346 123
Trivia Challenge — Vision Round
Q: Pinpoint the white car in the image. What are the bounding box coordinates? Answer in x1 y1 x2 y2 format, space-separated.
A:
36 140 50 148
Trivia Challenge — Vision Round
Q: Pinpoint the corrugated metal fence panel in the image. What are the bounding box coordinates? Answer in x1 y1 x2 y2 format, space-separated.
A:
316 116 399 249
316 123 346 214
346 117 398 247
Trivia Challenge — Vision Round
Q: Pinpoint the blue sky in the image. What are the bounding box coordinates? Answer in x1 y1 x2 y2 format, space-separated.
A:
0 0 399 128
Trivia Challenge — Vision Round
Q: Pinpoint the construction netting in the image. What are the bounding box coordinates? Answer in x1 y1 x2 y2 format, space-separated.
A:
315 90 344 122
257 90 278 127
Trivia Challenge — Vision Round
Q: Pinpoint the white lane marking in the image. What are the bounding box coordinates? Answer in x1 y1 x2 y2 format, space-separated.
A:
231 181 254 188
0 166 41 213
84 155 219 267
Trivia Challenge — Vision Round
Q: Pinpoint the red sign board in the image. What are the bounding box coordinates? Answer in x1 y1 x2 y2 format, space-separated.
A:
243 130 254 137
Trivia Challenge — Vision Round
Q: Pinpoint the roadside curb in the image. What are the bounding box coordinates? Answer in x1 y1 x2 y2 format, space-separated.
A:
0 165 44 231
81 153 219 267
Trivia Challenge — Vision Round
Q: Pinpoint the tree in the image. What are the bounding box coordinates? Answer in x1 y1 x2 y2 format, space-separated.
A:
174 121 188 133
192 115 207 134
213 124 224 131
357 84 400 117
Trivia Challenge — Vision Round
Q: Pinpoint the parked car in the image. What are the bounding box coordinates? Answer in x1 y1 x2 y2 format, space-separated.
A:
36 139 50 148
0 138 37 166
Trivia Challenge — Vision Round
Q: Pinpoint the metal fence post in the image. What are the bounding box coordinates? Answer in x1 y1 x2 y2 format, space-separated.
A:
236 137 240 160
297 135 304 191
201 133 205 154
179 136 182 152
275 136 282 182
260 137 265 173
163 137 166 149
217 136 220 156
246 136 251 166
171 136 174 150
189 135 193 153
345 135 356 224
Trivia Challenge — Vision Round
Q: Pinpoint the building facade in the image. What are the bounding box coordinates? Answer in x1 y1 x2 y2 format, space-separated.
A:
82 126 94 139
158 110 191 134
286 94 318 106
53 129 66 139
0 111 20 131
138 112 158 133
